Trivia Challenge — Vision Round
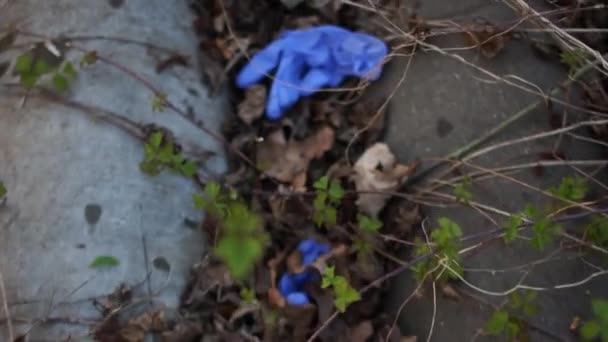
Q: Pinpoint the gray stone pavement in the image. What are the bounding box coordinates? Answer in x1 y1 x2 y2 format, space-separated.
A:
0 0 225 339
379 1 608 341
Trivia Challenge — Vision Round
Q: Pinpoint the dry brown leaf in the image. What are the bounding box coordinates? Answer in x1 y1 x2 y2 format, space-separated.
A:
461 23 508 59
257 125 335 186
119 325 145 342
130 310 167 332
311 100 342 127
303 125 335 160
376 324 416 342
391 202 421 237
585 79 608 141
327 158 353 179
354 251 384 282
348 320 374 342
213 14 225 33
441 284 461 301
286 249 305 274
292 172 308 192
183 262 234 306
215 36 250 61
229 303 261 324
161 320 203 342
569 316 581 332
205 262 234 288
286 15 321 29
268 287 287 308
238 85 267 124
198 52 226 94
348 101 386 145
352 143 416 217
119 310 168 341
283 304 317 341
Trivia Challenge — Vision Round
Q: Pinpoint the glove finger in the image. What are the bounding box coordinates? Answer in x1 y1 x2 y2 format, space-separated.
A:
301 68 334 96
267 55 303 118
236 41 283 88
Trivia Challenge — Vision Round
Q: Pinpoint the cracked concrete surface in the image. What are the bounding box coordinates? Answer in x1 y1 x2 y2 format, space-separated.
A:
0 0 226 339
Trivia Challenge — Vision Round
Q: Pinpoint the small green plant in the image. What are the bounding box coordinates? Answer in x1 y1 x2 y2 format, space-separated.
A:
89 255 120 268
240 287 257 304
194 182 268 279
0 181 6 198
485 310 519 340
549 176 588 202
585 216 608 249
215 202 267 279
502 214 523 244
322 266 361 313
312 176 344 227
152 92 168 112
524 205 561 251
353 215 382 256
560 49 586 74
581 299 608 341
485 290 538 341
509 290 539 317
15 53 77 91
52 61 78 92
353 238 373 256
357 214 382 233
139 131 197 177
193 182 228 218
453 179 473 203
411 217 463 283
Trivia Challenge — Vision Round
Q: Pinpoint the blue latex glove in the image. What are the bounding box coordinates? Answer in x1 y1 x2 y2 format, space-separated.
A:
236 25 388 120
278 239 331 305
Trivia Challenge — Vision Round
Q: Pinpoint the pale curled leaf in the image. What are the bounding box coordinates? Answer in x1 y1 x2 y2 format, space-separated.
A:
352 143 415 217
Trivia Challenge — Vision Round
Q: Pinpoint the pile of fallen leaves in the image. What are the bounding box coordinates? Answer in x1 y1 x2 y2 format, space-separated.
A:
84 2 608 341
185 0 422 341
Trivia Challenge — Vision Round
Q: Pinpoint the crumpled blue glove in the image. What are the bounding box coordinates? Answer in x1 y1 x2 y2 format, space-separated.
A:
236 25 388 120
278 239 331 305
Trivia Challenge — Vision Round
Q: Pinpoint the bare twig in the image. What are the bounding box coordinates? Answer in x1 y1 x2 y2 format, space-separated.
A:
427 280 438 342
0 270 13 341
505 0 608 75
406 57 602 188
345 44 417 164
15 30 184 56
442 259 608 296
1 84 146 140
465 119 608 160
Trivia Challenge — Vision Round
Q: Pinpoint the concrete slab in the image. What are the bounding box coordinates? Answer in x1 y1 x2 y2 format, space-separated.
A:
0 0 226 340
377 1 608 341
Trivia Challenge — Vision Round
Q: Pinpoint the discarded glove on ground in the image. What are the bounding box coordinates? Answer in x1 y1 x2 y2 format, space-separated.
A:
236 25 388 120
278 239 330 305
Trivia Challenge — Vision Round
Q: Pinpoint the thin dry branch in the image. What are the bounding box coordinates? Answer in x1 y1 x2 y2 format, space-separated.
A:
0 270 13 342
505 0 608 75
